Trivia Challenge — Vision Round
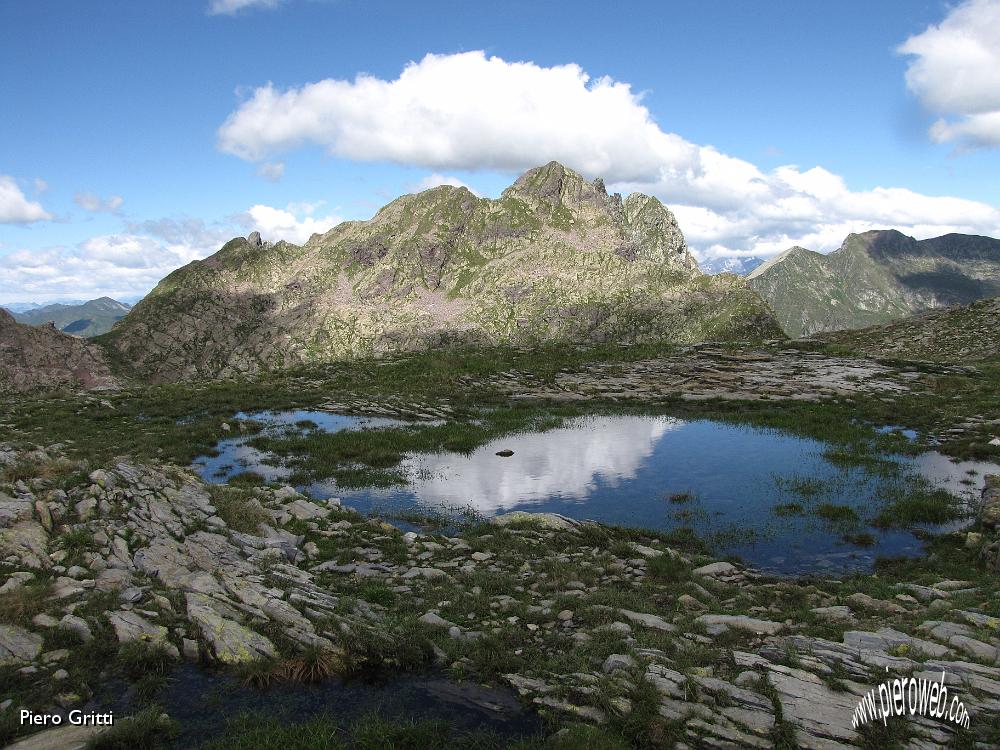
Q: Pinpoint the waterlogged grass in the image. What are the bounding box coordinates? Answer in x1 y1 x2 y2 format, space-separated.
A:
873 481 964 529
250 408 570 487
815 503 860 524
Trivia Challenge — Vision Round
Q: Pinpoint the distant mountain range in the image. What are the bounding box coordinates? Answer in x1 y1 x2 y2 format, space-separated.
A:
699 256 766 276
102 161 781 382
5 297 132 338
746 230 1000 338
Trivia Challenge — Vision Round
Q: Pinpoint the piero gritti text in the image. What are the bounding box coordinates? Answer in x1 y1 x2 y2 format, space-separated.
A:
20 709 115 727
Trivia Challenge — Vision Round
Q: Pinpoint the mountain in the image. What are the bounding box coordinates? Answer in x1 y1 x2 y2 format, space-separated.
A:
10 297 132 338
0 308 118 393
102 162 782 382
746 230 1000 338
700 256 766 276
2 299 90 313
813 297 1000 363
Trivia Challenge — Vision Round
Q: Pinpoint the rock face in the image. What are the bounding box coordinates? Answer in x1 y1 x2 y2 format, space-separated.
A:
747 230 1000 338
103 162 781 382
9 297 131 338
0 308 118 393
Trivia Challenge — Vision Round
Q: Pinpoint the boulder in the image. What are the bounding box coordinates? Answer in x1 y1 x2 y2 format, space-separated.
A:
0 624 43 665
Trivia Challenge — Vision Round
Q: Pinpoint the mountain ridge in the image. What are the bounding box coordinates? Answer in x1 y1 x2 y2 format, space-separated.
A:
746 229 1000 338
102 161 781 382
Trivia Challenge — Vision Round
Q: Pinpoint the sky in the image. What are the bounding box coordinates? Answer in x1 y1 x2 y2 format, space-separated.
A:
2 0 1000 303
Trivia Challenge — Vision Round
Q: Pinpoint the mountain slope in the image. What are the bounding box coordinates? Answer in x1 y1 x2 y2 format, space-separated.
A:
10 297 131 337
813 297 1000 363
746 230 1000 338
103 162 782 382
0 308 118 393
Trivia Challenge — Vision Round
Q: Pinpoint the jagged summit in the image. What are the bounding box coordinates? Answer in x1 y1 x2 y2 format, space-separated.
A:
103 162 780 381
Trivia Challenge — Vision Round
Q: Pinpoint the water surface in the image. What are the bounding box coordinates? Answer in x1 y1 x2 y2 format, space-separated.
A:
195 411 1000 575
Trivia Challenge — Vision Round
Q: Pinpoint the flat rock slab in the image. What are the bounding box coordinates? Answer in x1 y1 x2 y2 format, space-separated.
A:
2 724 105 750
185 592 276 664
696 614 784 635
491 512 579 530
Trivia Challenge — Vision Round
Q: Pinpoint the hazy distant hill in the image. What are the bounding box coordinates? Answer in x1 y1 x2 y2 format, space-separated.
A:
103 161 781 382
700 256 765 276
746 230 1000 338
9 297 132 337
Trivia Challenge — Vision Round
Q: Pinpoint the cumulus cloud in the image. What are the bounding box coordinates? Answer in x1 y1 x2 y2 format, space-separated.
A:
0 202 337 301
412 173 480 195
216 51 1000 261
0 234 212 302
0 175 52 224
74 191 124 214
899 0 1000 148
208 0 285 15
244 202 342 244
256 161 285 182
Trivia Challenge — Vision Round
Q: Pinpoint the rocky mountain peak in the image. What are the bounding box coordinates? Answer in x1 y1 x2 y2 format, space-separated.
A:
503 161 604 210
103 161 778 381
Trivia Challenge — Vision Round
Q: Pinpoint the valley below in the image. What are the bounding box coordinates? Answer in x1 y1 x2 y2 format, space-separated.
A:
3 334 1000 750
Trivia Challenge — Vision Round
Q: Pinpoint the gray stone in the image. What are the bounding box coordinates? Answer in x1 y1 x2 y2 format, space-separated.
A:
696 614 784 635
692 562 738 578
602 653 636 673
185 593 276 664
0 624 43 665
58 615 93 643
618 608 676 632
418 611 456 629
490 512 579 530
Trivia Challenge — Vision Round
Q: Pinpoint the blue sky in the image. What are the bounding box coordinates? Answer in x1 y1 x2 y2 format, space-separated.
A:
2 0 999 302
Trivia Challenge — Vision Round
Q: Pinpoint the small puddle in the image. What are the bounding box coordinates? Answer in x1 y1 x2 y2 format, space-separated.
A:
195 412 1000 576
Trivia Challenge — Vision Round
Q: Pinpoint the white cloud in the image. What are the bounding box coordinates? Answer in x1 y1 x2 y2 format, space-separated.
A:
412 173 480 195
217 51 1000 259
74 191 124 214
0 175 52 224
0 199 342 301
256 161 285 182
899 0 1000 148
0 234 212 302
244 203 342 244
208 0 285 15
